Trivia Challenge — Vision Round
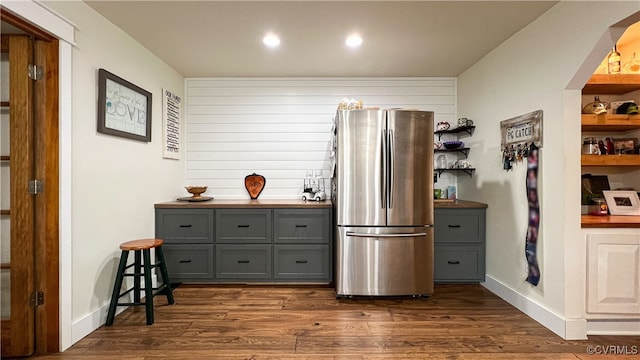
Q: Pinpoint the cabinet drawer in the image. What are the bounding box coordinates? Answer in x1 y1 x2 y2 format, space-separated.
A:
434 245 485 282
435 210 483 244
216 209 271 243
274 209 330 244
162 244 214 280
215 244 271 279
155 209 214 244
274 245 330 280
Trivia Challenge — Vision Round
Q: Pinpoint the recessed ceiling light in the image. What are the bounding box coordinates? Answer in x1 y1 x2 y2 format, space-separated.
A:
263 33 280 47
345 34 363 47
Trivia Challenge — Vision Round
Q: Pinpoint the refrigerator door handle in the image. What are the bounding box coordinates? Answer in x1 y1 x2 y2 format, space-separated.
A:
346 231 428 238
381 129 387 209
388 129 394 208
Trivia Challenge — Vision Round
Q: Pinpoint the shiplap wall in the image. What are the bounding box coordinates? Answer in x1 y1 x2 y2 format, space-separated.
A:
185 77 456 199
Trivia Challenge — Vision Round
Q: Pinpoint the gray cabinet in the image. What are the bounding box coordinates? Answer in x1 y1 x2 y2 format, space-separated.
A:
155 206 332 283
273 209 331 280
434 208 486 283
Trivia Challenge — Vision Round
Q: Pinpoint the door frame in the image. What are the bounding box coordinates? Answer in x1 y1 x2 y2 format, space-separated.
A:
1 1 75 352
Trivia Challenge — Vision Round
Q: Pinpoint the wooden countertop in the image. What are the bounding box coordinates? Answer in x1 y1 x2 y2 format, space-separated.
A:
434 199 488 209
155 199 333 209
581 215 640 228
156 198 486 209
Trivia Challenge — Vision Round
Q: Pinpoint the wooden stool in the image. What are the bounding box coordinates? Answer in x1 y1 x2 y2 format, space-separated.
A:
106 239 174 326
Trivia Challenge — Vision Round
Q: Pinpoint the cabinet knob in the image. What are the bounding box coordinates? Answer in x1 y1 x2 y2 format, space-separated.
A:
295 224 308 228
295 260 308 264
447 224 461 228
237 260 250 264
179 259 192 263
448 260 460 265
179 224 192 228
237 225 250 228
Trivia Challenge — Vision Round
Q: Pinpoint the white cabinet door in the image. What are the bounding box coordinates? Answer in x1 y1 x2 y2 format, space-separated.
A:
587 234 640 314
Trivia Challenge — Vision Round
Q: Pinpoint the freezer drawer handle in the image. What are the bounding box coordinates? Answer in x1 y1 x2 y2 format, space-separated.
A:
346 231 427 238
237 260 250 263
179 259 192 263
237 225 250 228
295 260 308 264
447 224 461 228
295 225 308 228
448 260 460 265
179 224 192 228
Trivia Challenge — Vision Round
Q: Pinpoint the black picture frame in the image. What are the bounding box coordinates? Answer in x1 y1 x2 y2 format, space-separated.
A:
97 69 152 142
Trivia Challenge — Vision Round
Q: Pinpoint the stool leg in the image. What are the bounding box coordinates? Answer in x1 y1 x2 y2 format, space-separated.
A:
142 249 154 325
106 250 129 326
155 246 175 305
133 250 141 303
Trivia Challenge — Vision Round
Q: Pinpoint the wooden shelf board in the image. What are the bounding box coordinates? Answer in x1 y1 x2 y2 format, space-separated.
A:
581 214 640 228
582 74 640 94
581 154 640 166
581 114 640 131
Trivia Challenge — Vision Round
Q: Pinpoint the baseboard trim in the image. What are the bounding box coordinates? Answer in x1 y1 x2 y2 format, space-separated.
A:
587 319 640 335
71 276 157 344
482 275 588 340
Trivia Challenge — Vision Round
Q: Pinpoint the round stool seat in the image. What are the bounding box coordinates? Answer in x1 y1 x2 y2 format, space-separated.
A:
120 238 164 251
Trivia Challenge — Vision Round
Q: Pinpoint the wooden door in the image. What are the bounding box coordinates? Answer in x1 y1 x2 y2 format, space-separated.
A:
0 29 59 356
1 34 37 358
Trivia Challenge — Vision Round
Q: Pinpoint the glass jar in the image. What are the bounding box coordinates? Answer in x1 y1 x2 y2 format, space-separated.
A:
589 198 608 216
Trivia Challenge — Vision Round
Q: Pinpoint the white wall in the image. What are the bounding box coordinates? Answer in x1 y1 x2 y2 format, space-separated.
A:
457 1 640 339
43 1 185 343
185 77 457 199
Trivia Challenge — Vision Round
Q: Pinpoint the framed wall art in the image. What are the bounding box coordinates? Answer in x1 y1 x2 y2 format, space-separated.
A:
98 68 152 142
603 190 640 215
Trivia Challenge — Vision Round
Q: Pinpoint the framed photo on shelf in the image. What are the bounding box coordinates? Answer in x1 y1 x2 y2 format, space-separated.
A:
97 68 152 142
613 138 637 155
603 190 640 216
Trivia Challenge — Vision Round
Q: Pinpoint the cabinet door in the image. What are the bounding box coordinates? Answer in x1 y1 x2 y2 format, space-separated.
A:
215 244 272 279
587 234 640 314
435 209 484 244
155 209 214 243
274 209 330 244
216 209 271 243
274 245 330 280
434 245 485 283
163 244 215 281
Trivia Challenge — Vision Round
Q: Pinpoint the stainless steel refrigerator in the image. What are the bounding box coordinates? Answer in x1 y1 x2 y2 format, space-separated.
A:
334 109 434 297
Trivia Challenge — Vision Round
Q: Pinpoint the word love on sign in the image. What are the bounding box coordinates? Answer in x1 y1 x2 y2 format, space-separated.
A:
500 110 543 148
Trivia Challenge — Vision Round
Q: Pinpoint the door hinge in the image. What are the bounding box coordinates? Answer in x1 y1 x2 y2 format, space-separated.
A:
30 291 44 307
28 64 43 80
28 179 44 195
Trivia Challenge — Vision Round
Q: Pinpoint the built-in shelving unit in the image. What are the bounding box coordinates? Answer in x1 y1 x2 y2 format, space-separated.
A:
580 74 640 228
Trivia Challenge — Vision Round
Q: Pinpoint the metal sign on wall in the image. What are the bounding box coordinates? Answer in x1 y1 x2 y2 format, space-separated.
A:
500 109 543 148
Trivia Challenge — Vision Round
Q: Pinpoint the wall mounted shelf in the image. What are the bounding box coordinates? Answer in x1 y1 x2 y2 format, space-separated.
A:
434 147 470 158
435 168 476 178
434 125 475 140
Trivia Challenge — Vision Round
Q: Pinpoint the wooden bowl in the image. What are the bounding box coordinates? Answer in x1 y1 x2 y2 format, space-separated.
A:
185 186 207 198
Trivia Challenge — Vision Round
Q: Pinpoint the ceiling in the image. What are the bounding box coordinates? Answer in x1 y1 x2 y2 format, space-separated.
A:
87 1 557 77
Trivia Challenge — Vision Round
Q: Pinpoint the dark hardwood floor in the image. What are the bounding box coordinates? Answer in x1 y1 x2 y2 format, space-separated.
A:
31 284 639 359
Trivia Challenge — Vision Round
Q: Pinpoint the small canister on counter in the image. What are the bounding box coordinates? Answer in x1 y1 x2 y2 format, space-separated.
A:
589 198 608 216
